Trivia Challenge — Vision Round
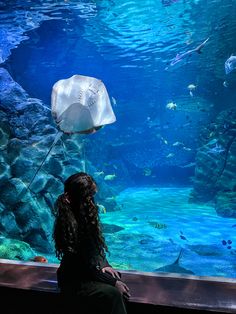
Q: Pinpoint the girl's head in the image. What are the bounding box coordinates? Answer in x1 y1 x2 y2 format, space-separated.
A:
63 172 97 206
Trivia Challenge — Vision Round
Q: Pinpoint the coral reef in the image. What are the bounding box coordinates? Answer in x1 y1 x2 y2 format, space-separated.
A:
0 237 36 261
190 109 236 217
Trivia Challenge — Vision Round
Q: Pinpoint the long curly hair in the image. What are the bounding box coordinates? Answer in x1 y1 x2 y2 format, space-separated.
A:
53 172 108 263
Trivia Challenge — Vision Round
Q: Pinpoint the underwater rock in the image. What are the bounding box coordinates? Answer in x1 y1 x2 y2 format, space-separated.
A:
0 178 31 206
29 174 47 194
6 138 23 164
190 109 236 217
13 202 41 233
11 157 37 183
42 124 57 135
0 238 35 261
0 68 28 111
0 160 10 183
101 223 124 234
44 157 63 177
63 138 83 152
44 175 63 195
0 202 5 214
0 124 10 150
23 228 54 253
215 191 236 218
0 211 21 237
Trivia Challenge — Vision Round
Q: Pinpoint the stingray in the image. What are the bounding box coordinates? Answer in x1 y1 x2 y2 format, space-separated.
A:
155 248 194 275
27 74 116 189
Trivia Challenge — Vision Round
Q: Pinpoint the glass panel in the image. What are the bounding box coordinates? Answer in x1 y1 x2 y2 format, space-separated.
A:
0 0 236 278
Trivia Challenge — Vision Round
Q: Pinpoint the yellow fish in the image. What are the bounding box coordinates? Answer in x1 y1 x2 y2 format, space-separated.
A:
148 221 167 229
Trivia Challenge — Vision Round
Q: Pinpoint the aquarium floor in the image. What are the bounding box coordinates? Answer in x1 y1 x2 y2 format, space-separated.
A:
44 187 236 278
102 187 236 278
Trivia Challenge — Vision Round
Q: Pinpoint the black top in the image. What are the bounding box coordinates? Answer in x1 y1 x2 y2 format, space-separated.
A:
57 251 118 290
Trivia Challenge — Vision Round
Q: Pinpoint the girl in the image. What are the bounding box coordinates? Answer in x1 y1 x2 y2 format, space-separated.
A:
53 172 130 314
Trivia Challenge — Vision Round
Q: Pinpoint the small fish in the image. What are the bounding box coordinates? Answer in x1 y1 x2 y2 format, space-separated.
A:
227 246 232 249
161 137 168 144
111 96 117 106
143 168 152 176
208 144 225 154
180 235 187 240
183 147 191 151
104 174 116 181
227 240 232 244
222 240 227 245
132 217 138 221
223 81 229 88
172 141 184 147
97 203 106 214
166 102 177 110
30 256 48 263
180 162 196 168
166 153 175 158
232 224 236 228
208 138 218 145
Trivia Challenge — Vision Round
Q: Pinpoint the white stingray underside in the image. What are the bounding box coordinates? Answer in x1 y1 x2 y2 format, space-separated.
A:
51 74 116 133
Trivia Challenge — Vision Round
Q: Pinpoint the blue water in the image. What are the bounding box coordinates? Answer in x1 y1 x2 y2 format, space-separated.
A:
1 0 236 278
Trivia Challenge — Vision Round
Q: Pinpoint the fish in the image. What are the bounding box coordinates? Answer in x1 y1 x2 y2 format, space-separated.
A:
30 256 48 263
148 221 167 229
180 235 187 240
97 203 106 214
172 141 184 147
223 81 229 88
166 153 175 158
225 55 236 75
111 96 117 106
165 38 209 70
183 147 191 151
143 168 152 176
101 223 124 234
104 174 116 181
180 162 196 168
155 249 194 274
166 102 177 110
207 143 225 154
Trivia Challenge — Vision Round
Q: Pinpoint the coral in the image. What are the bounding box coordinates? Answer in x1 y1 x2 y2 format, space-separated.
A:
0 238 35 261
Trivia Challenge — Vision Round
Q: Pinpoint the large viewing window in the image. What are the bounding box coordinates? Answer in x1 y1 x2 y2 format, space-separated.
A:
0 0 236 280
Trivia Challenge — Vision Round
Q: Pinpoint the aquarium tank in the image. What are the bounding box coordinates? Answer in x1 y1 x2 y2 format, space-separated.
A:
0 0 236 278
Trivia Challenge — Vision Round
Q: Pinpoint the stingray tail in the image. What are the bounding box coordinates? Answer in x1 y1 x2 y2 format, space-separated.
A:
27 131 63 190
174 248 184 265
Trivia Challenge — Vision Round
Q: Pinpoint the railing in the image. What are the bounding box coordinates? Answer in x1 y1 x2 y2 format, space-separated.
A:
0 259 236 313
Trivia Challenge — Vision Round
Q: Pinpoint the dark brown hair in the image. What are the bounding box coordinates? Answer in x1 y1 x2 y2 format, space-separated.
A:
53 172 108 263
